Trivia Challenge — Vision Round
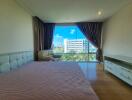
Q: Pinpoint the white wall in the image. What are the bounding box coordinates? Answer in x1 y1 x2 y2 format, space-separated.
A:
0 0 33 54
103 4 132 57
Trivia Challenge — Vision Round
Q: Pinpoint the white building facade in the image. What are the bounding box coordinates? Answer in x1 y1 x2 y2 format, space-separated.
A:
64 39 88 53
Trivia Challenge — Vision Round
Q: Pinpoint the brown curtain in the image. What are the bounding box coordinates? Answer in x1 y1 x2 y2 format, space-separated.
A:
33 16 55 60
77 22 103 62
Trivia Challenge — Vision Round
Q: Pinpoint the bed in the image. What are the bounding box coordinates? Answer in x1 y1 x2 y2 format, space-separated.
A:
0 61 99 100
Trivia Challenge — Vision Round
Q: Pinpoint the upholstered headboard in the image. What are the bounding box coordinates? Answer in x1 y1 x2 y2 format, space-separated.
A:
0 51 34 73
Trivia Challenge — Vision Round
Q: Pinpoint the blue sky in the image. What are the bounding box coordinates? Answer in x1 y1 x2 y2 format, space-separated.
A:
53 25 86 47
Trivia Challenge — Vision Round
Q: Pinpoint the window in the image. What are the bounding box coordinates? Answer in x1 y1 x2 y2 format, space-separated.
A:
53 25 97 61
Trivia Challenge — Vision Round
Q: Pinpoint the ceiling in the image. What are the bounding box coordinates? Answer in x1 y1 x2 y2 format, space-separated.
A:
16 0 132 23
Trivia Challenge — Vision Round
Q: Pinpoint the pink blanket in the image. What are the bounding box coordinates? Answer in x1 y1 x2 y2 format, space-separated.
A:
0 62 99 100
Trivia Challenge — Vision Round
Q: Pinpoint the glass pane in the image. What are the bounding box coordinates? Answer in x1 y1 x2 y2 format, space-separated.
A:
60 53 89 62
89 54 96 61
53 25 87 54
89 42 97 53
53 25 97 62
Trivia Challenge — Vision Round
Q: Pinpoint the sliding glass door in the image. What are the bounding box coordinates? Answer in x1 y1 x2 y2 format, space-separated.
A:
52 25 97 62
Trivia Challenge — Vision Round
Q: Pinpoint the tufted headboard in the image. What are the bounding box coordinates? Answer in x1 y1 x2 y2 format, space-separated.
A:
0 51 34 73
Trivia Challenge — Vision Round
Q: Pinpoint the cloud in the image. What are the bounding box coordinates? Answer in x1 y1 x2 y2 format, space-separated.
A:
55 34 63 38
70 29 76 35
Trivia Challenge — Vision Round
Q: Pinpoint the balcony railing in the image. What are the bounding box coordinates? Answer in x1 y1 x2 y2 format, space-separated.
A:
53 53 97 62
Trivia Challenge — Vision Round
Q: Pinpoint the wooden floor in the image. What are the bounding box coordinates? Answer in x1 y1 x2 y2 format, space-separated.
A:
79 63 132 100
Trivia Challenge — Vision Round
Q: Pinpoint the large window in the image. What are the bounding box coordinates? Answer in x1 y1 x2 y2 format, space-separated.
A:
53 25 97 61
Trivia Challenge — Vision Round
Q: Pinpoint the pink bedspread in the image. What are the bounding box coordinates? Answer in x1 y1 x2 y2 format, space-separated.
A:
0 62 99 100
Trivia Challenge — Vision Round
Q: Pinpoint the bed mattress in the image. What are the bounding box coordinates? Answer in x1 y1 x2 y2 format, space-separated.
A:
0 62 99 100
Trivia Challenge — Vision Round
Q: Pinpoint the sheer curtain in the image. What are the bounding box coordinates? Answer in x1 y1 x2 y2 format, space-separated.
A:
33 16 55 60
77 22 103 62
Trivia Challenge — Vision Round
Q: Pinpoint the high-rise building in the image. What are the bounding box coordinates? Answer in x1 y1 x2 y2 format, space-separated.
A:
64 39 88 53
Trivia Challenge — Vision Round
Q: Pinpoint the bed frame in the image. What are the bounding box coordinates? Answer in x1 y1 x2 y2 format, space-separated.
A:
0 51 34 73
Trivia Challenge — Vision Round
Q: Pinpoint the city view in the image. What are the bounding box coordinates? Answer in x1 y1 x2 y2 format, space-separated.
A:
53 25 97 61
